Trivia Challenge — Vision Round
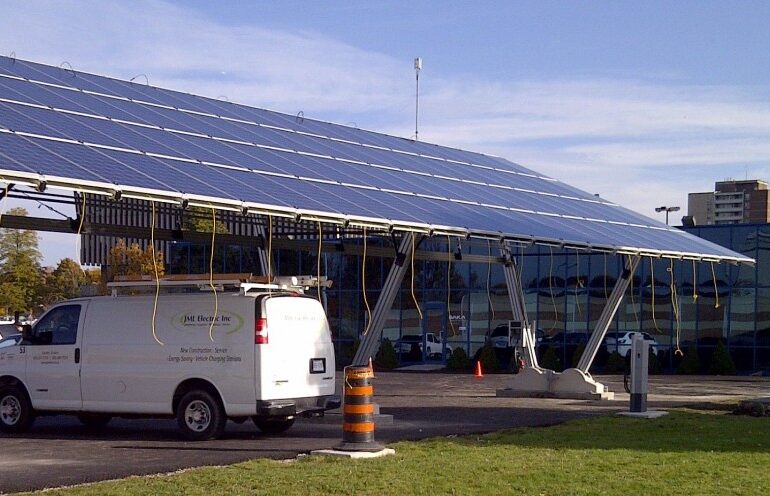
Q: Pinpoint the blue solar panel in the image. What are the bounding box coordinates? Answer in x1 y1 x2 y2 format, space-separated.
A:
0 56 752 263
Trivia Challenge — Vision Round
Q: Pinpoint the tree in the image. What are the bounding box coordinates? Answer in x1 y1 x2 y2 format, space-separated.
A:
0 207 44 314
106 239 165 279
182 207 230 234
42 258 87 305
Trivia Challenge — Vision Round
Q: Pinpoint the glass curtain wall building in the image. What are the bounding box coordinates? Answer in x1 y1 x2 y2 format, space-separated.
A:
165 223 765 373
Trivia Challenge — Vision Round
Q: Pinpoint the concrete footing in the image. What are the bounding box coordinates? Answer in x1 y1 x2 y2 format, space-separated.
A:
496 367 614 400
617 410 669 419
310 448 396 459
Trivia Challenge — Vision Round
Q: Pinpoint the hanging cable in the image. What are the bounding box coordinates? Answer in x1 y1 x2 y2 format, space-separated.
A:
74 192 86 261
486 240 495 323
266 214 273 294
208 207 218 342
669 259 683 356
149 200 163 346
603 253 609 300
629 255 639 330
574 249 582 318
710 262 720 309
0 183 9 225
410 233 423 322
548 246 558 331
692 259 698 301
650 257 662 333
317 221 323 302
446 236 454 335
361 227 372 335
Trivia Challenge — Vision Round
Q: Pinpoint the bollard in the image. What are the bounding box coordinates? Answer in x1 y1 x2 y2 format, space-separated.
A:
336 365 385 452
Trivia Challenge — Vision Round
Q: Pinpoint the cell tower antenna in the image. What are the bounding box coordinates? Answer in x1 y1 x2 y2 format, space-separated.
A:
414 57 422 141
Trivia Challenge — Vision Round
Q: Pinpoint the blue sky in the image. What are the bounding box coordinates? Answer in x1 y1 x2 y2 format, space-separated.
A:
2 0 770 264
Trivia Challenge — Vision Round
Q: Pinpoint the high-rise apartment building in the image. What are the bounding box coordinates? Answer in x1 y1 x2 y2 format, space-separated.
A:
687 179 770 225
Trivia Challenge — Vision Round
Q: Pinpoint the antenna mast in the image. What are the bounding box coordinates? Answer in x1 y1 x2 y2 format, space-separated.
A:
414 57 422 141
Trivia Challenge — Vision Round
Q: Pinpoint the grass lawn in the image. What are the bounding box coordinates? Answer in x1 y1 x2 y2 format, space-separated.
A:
28 410 770 496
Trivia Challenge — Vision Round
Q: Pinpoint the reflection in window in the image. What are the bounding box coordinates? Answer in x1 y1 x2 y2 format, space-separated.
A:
34 305 81 345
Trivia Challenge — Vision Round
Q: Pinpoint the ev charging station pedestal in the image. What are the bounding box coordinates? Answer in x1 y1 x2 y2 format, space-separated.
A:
618 334 668 419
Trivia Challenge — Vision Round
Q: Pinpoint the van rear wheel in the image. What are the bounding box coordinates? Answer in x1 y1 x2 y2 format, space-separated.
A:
252 416 295 434
0 385 34 433
177 390 226 441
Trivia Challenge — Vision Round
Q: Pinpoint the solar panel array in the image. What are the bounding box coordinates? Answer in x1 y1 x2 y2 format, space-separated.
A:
0 56 750 263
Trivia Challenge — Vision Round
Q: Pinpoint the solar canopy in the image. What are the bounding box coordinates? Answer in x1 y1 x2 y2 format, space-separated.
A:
0 56 751 264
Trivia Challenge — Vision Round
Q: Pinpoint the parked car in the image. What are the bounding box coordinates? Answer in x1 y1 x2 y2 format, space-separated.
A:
394 333 444 358
0 323 21 340
605 331 659 357
0 333 21 349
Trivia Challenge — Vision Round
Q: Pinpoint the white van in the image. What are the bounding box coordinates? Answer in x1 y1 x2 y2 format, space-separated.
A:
0 283 339 440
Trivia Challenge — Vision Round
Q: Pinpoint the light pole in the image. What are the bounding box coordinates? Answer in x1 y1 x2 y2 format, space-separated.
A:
655 206 680 225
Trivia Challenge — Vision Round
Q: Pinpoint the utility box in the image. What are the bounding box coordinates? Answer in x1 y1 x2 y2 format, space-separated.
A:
629 333 649 412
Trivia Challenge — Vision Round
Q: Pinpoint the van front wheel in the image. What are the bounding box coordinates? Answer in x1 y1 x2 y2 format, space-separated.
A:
177 391 226 441
0 385 34 433
252 416 295 434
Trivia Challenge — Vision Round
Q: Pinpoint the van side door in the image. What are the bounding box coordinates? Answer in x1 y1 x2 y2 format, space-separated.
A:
25 303 85 410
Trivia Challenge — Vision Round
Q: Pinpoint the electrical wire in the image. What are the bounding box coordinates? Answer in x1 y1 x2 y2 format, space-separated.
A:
208 207 218 342
317 221 322 302
603 253 609 299
574 249 582 318
486 240 495 324
267 214 273 294
548 246 558 331
650 257 663 333
361 227 372 335
410 234 423 322
0 183 9 229
669 259 683 356
692 259 698 301
149 200 163 346
710 262 720 309
446 236 454 335
74 192 86 262
628 255 639 330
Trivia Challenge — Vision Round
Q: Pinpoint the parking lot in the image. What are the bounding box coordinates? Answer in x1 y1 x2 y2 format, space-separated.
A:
1 373 768 494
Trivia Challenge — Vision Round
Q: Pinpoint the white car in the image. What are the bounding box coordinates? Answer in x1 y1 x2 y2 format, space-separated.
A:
605 331 659 357
394 333 444 358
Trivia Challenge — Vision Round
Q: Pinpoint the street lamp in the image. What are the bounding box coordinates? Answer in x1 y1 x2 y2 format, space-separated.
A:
655 206 680 225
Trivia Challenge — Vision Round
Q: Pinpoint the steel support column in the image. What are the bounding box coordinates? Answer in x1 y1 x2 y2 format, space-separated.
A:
353 232 416 366
255 216 271 277
500 242 539 368
576 254 641 372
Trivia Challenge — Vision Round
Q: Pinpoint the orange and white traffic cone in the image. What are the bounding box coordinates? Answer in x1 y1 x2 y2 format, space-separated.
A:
474 360 484 378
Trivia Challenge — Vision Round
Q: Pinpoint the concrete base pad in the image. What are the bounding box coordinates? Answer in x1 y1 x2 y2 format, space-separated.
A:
496 368 614 400
310 448 396 459
617 410 669 419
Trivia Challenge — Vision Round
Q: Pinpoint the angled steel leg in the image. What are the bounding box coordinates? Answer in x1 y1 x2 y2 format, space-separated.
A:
255 216 271 277
500 242 539 368
353 232 415 366
576 254 641 373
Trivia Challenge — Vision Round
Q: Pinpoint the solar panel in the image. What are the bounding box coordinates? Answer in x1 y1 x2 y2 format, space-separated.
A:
0 55 751 263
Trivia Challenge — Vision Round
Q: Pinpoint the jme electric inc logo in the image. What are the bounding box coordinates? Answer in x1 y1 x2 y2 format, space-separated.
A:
172 311 244 335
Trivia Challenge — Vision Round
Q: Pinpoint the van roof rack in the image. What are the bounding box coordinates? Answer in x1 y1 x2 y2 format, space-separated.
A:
107 273 332 296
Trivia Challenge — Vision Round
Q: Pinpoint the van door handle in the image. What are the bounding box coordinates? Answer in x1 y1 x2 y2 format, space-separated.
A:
74 348 80 364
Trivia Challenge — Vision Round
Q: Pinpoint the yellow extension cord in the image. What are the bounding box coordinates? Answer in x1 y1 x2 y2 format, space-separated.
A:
669 259 683 356
208 207 218 342
317 221 322 303
548 246 558 331
361 227 371 335
446 236 454 335
486 240 495 324
150 200 163 345
710 262 720 309
650 257 663 333
410 234 422 322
